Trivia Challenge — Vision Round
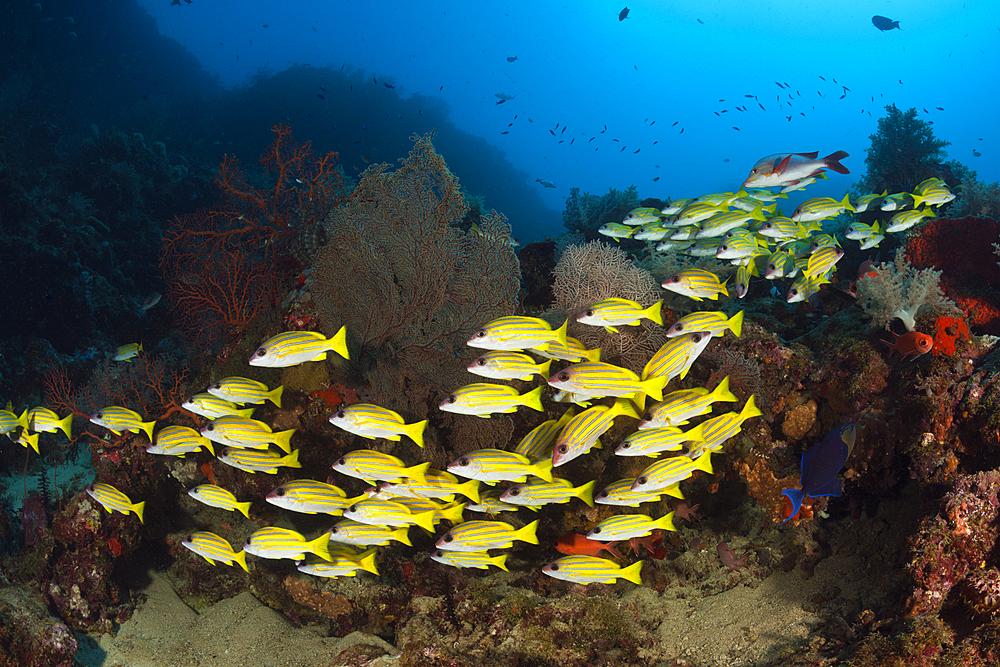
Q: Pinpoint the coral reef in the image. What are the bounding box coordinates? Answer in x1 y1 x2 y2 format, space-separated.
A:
856 248 960 331
861 104 951 195
561 185 640 241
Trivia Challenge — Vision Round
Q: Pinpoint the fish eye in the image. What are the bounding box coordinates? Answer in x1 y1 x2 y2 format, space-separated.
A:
206 424 214 431
558 445 567 453
592 527 601 534
276 488 286 496
558 372 569 381
337 458 346 466
751 168 758 173
185 535 193 542
459 458 469 466
509 488 520 496
550 564 560 571
447 395 456 403
476 359 486 366
255 348 267 357
674 323 684 331
477 330 485 337
433 550 443 557
245 537 253 545
693 333 704 342
622 443 630 449
644 412 653 420
213 383 221 389
329 528 338 534
336 410 345 418
95 412 102 419
443 534 453 542
585 309 594 316
349 505 358 513
668 275 680 283
598 490 608 498
790 289 799 297
719 245 728 251
637 476 646 485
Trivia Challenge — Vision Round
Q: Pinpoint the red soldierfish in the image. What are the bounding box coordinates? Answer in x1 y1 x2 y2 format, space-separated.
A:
743 151 850 188
554 533 621 559
881 331 933 361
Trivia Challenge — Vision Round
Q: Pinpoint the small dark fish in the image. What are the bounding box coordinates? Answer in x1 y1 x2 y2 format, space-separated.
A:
744 94 754 98
871 15 900 31
384 82 395 89
589 137 595 142
419 110 422 115
787 116 792 121
840 94 846 99
361 125 367 130
549 129 556 136
899 79 903 84
397 114 403 119
758 102 765 110
439 85 444 92
262 23 268 28
721 109 728 114
633 148 640 154
570 138 575 144
373 76 377 84
784 82 790 88
697 18 704 24
923 107 929 113
313 26 317 32
936 106 944 111
718 98 726 102
723 158 730 162
672 121 678 126
507 56 518 62
634 65 637 70
496 99 506 105
501 131 509 135
732 126 740 131
384 110 389 116
714 112 720 116
818 91 823 97
559 140 564 144
320 86 326 92
612 138 620 142
819 75 826 81
362 155 370 163
973 150 982 157
561 126 567 133
514 115 518 119
799 112 805 117
680 128 684 133
650 120 655 125
653 176 660 181
508 123 513 127
621 146 626 152
842 85 851 92
308 112 314 118
619 7 629 21
317 93 325 100
833 77 838 83
653 141 658 145
774 82 784 88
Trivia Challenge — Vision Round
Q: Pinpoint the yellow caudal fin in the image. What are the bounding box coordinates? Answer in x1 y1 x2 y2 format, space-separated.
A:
655 511 677 532
405 420 428 448
357 548 379 575
536 359 553 379
393 526 412 546
692 449 714 475
270 429 295 454
619 560 644 585
23 433 40 454
132 500 146 524
404 461 430 485
201 440 216 457
583 346 602 363
235 406 256 419
16 409 28 429
492 553 510 572
531 458 554 483
640 375 668 402
438 502 465 524
514 519 540 545
739 395 763 422
328 325 350 360
267 385 284 408
575 480 596 508
683 422 706 443
232 549 249 572
553 318 569 345
139 420 156 442
520 386 544 412
280 449 303 469
309 533 333 561
662 482 684 499
711 376 738 403
57 413 73 439
411 509 436 532
643 301 664 326
841 192 855 212
457 478 481 504
610 398 639 420
727 310 744 337
236 501 252 519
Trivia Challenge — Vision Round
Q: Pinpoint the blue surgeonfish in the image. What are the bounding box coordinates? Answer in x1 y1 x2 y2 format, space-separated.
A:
780 424 856 524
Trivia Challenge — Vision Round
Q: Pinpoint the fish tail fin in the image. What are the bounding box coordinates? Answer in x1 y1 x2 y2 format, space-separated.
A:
727 310 745 337
57 413 73 439
840 192 856 212
576 480 596 508
620 560 644 585
492 553 510 572
656 511 677 532
25 433 40 454
267 385 284 408
532 458 554 483
823 151 850 174
644 301 664 326
236 501 252 519
281 449 303 469
411 509 436 532
357 548 379 575
406 420 428 448
236 406 256 419
712 376 739 403
329 325 350 360
272 429 296 454
521 386 545 412
693 449 714 474
515 520 540 545
310 533 333 561
233 549 249 572
405 462 430 484
201 439 216 457
641 375 668 402
740 395 763 422
536 359 553 379
439 502 465 524
458 479 481 504
780 488 806 524
394 526 413 546
133 500 146 524
663 482 684 500
611 398 640 420
584 346 602 363
16 409 28 429
685 422 706 443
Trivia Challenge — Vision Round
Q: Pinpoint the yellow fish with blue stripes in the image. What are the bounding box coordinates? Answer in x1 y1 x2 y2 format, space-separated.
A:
438 383 544 417
575 297 663 333
89 406 156 441
684 396 762 458
17 431 40 454
500 478 595 509
328 403 427 448
26 406 72 439
376 470 481 504
661 268 728 301
243 526 333 561
435 519 539 551
147 425 215 456
447 449 554 484
182 531 249 572
431 549 509 571
206 376 283 407
542 555 643 585
467 315 568 351
665 311 744 339
217 447 301 474
596 477 681 507
467 351 552 381
529 337 601 363
548 362 668 402
614 422 705 458
297 548 379 578
343 498 437 532
265 479 351 515
200 415 295 453
187 484 252 519
630 450 714 493
586 512 676 541
87 483 145 522
0 408 27 436
327 519 412 547
639 377 738 429
181 393 254 420
331 449 429 484
551 398 638 467
249 326 348 367
113 342 142 362
512 408 574 460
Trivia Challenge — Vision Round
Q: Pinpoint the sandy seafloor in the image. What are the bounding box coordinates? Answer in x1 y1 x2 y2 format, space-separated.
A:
72 486 915 667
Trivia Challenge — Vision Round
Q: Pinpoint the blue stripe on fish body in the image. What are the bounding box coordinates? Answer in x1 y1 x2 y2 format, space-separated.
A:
182 531 249 571
596 478 680 506
586 512 676 541
543 555 644 585
631 449 714 492
217 447 301 473
87 483 145 522
327 520 412 547
332 449 429 484
249 327 349 367
467 316 568 350
436 519 539 551
513 408 575 460
206 376 283 406
780 424 856 524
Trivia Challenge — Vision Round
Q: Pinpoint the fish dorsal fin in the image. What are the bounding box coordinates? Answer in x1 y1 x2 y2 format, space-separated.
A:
797 151 819 159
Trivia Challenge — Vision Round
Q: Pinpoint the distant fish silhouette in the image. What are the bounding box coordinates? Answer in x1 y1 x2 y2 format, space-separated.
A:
871 15 899 31
507 56 518 62
619 7 629 21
